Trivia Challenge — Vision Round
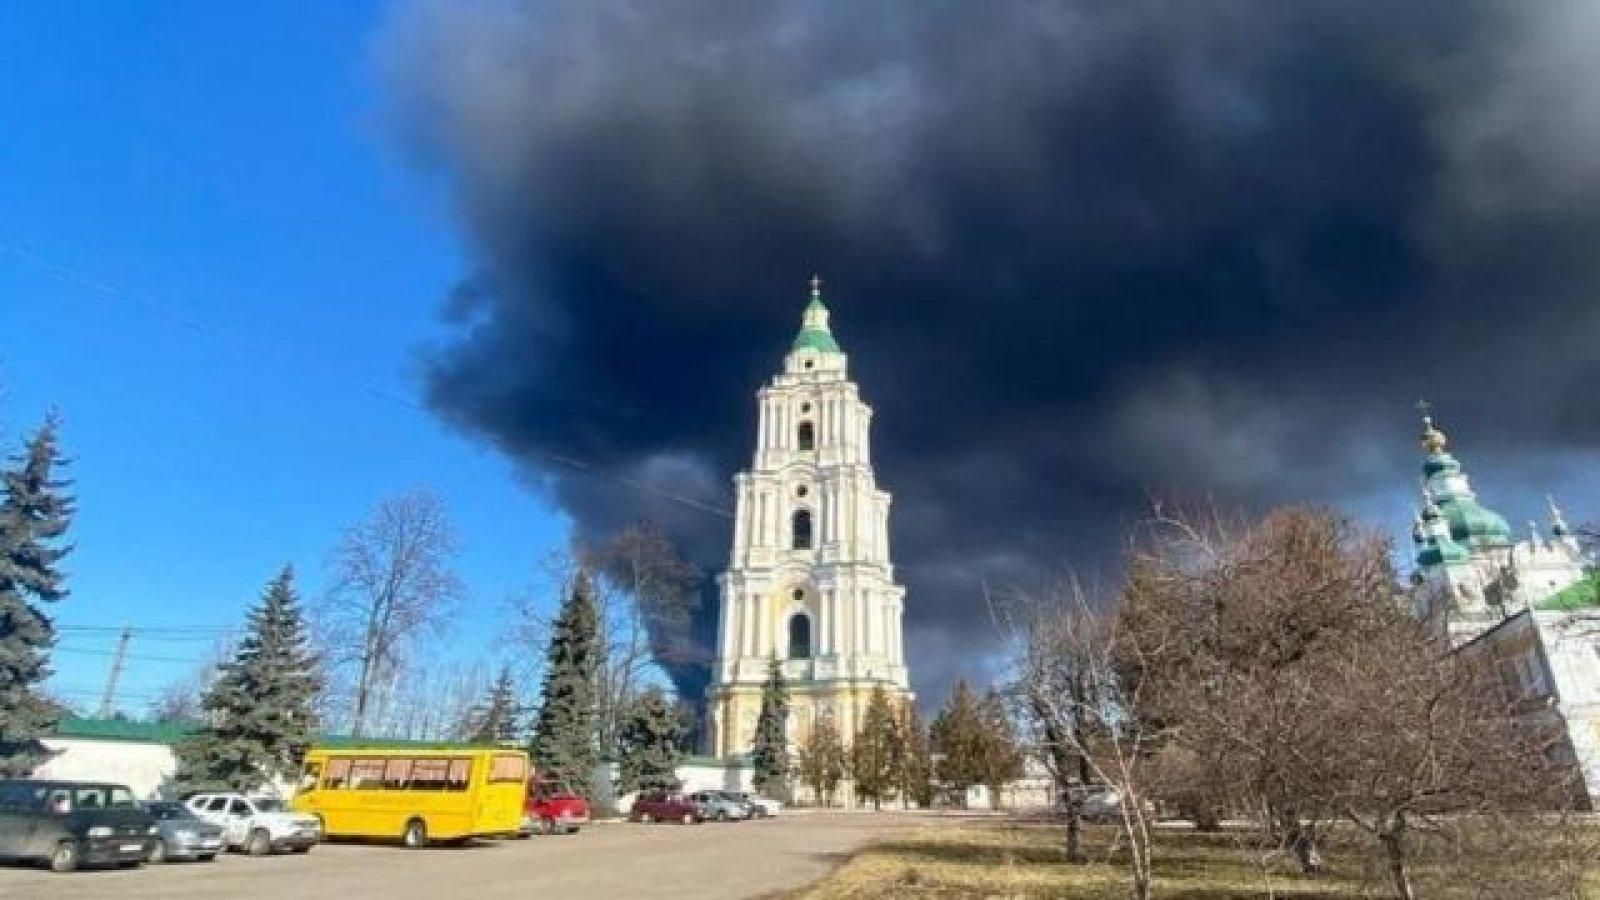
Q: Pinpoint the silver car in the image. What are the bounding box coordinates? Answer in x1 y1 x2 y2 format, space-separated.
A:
144 802 224 863
722 791 781 818
689 791 750 822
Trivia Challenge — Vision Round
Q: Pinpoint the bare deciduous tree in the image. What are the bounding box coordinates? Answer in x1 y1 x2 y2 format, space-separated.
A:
589 523 700 756
1120 504 1587 900
1012 576 1162 900
1117 506 1395 874
321 490 463 737
1002 576 1107 863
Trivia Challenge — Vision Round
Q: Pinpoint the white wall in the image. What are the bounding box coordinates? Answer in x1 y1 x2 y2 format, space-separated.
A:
36 738 177 799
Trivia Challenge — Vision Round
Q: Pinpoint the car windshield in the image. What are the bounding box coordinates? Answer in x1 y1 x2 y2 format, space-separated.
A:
251 797 285 813
148 803 197 821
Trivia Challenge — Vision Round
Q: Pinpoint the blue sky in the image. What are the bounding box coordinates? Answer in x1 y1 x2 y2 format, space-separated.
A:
0 2 569 715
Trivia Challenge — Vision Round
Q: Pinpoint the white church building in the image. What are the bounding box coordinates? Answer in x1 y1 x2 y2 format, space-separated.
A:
706 278 912 762
1409 414 1600 806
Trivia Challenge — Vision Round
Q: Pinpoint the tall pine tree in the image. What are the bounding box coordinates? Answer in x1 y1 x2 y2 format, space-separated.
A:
750 657 790 800
174 566 321 792
797 714 847 807
976 687 1025 809
931 679 985 808
465 665 521 745
530 568 601 797
850 685 901 810
900 704 935 809
0 417 73 777
614 686 684 795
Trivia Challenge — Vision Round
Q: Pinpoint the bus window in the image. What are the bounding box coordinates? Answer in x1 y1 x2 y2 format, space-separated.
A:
323 757 350 789
489 754 527 783
350 758 387 789
446 758 471 792
410 758 448 790
383 757 413 790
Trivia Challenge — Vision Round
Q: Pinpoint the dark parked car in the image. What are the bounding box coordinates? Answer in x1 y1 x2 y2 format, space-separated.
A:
0 780 156 872
144 801 224 863
628 792 703 824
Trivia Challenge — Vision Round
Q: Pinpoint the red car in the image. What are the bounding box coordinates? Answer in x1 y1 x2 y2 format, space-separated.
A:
521 778 590 835
628 792 702 824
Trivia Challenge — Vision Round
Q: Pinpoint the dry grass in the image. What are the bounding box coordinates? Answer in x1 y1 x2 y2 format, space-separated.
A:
787 818 1600 900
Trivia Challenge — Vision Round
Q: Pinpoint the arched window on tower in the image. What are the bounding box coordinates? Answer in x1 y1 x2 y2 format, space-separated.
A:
792 509 813 550
788 613 812 659
797 421 815 451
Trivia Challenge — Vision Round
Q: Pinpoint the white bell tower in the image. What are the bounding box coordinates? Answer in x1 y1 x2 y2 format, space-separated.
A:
707 277 911 759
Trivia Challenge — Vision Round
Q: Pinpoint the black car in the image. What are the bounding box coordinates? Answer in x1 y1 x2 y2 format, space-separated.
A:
0 780 156 872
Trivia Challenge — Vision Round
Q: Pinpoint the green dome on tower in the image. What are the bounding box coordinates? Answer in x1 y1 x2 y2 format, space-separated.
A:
1417 413 1513 550
791 275 841 354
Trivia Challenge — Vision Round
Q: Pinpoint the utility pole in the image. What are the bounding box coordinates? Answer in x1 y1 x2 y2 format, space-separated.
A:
98 626 132 719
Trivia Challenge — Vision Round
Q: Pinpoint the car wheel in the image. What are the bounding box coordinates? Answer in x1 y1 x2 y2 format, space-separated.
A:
539 818 556 836
292 845 312 854
50 841 78 873
681 812 695 825
716 810 728 822
198 854 217 863
402 817 428 849
639 812 654 823
245 828 272 857
148 839 168 864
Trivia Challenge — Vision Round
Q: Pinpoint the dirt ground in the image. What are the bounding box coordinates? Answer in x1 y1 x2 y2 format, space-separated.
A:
0 811 934 900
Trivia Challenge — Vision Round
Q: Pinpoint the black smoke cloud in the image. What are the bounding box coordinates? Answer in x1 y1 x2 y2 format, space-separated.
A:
382 1 1600 706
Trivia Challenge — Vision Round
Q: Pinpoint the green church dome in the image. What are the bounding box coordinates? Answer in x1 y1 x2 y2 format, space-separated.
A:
792 327 840 353
1417 540 1470 568
791 276 841 354
1437 495 1512 548
1417 414 1512 550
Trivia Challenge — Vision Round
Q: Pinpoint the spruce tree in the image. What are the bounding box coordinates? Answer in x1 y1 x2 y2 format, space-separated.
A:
750 657 790 799
797 714 847 807
614 686 684 795
850 685 901 810
931 679 985 808
0 418 73 777
900 704 935 809
174 566 321 792
976 687 1025 809
530 568 601 797
466 665 521 745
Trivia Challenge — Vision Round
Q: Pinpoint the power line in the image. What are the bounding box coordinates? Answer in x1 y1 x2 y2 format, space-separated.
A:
55 647 210 665
0 241 734 520
58 625 236 636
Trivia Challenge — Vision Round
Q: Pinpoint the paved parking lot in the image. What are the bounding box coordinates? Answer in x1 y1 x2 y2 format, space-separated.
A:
0 811 930 899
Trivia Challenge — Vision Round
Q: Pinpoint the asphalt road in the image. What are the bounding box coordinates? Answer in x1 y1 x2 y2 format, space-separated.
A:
0 811 928 899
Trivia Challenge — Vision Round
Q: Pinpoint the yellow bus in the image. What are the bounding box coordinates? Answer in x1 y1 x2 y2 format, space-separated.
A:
291 745 528 847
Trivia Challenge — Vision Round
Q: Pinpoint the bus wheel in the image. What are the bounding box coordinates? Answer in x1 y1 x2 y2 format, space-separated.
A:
403 818 429 849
